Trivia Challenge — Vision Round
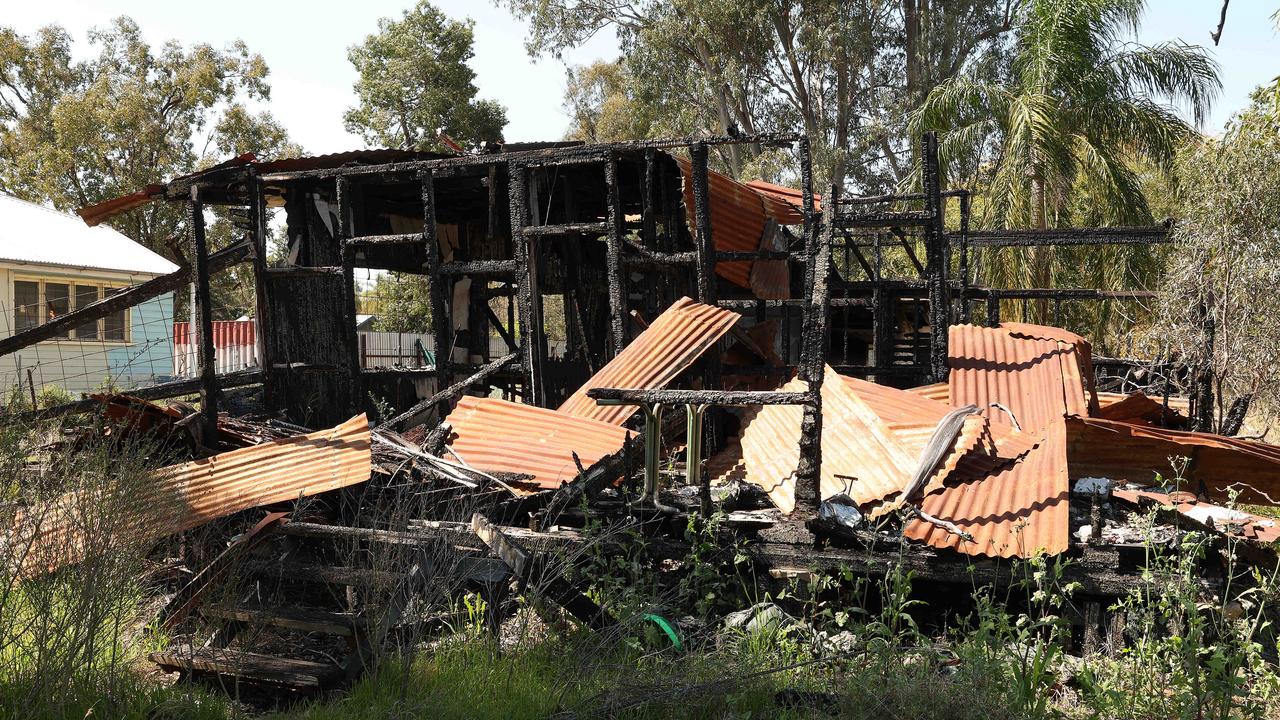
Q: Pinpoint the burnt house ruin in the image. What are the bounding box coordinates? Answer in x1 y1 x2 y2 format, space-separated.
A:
10 131 1266 696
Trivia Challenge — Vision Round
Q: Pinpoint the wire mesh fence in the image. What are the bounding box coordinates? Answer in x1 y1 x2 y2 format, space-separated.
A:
0 275 179 408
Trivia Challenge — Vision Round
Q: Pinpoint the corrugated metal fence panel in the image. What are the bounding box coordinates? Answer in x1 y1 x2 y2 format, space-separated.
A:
14 414 370 576
445 396 633 492
174 320 258 375
557 297 740 425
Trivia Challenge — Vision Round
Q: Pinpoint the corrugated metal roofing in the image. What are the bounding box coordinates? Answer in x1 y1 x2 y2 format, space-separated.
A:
1112 488 1280 544
674 157 791 298
446 396 633 492
905 419 1070 558
1065 416 1280 506
743 180 821 222
1091 391 1188 427
722 369 986 514
558 297 740 425
12 414 371 576
2 193 179 275
1096 391 1191 418
906 382 950 403
173 320 256 350
841 375 994 501
948 323 1091 434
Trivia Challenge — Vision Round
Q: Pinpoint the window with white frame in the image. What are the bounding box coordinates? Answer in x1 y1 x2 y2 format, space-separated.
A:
13 277 129 342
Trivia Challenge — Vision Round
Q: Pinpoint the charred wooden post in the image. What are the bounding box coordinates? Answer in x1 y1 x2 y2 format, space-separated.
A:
922 132 949 383
419 170 450 388
248 173 274 404
690 142 716 305
335 177 365 397
509 163 540 405
957 191 972 324
793 176 832 516
188 186 218 433
603 153 627 355
986 289 1001 327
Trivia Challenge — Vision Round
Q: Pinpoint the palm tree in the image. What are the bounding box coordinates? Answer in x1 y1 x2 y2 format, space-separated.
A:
911 0 1220 307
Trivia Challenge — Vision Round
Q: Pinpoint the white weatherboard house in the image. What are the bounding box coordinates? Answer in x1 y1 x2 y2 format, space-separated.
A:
0 193 178 401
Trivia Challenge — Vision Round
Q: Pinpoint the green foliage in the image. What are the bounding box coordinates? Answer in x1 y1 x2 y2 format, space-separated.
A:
516 0 1019 189
344 1 507 151
1158 86 1280 431
916 0 1219 231
362 272 432 333
0 17 298 321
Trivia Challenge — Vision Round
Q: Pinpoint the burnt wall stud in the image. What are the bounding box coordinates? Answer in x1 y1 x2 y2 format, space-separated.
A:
188 186 218 434
690 142 717 305
922 131 950 383
603 152 627 355
335 176 365 402
248 173 274 405
419 170 450 389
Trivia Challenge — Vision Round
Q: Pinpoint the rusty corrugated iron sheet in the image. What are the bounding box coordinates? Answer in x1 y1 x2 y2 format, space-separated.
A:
558 297 740 425
721 369 988 514
743 180 821 223
445 396 633 492
841 375 994 499
1091 391 1188 427
905 419 1070 558
1066 416 1280 506
11 415 371 576
674 157 791 298
1112 488 1280 544
1096 391 1191 418
906 382 950 403
949 323 1091 434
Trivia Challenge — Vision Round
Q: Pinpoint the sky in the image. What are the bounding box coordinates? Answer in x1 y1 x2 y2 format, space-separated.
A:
3 0 1279 156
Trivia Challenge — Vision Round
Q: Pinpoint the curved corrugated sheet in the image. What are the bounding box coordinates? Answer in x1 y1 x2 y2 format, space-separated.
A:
446 396 633 492
948 324 1090 434
1096 391 1191 419
905 419 1069 558
722 368 988 514
1066 416 1280 506
674 157 791 298
743 180 821 223
841 375 993 503
13 415 371 576
558 297 740 425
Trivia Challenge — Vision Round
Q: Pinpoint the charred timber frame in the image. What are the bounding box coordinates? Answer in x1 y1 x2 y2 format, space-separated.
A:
188 186 219 431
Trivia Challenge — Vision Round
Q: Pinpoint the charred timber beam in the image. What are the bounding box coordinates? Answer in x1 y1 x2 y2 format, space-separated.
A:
343 233 424 247
621 238 696 266
256 133 805 183
509 164 540 404
0 240 249 358
522 222 608 236
189 187 218 432
837 188 970 205
834 211 933 229
248 174 274 405
438 259 519 275
717 297 872 309
963 288 1157 300
379 351 521 432
588 387 810 407
966 226 1170 247
262 265 344 278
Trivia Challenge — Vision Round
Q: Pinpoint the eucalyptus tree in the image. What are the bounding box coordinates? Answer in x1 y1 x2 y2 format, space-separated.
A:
345 1 507 151
507 0 1017 190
